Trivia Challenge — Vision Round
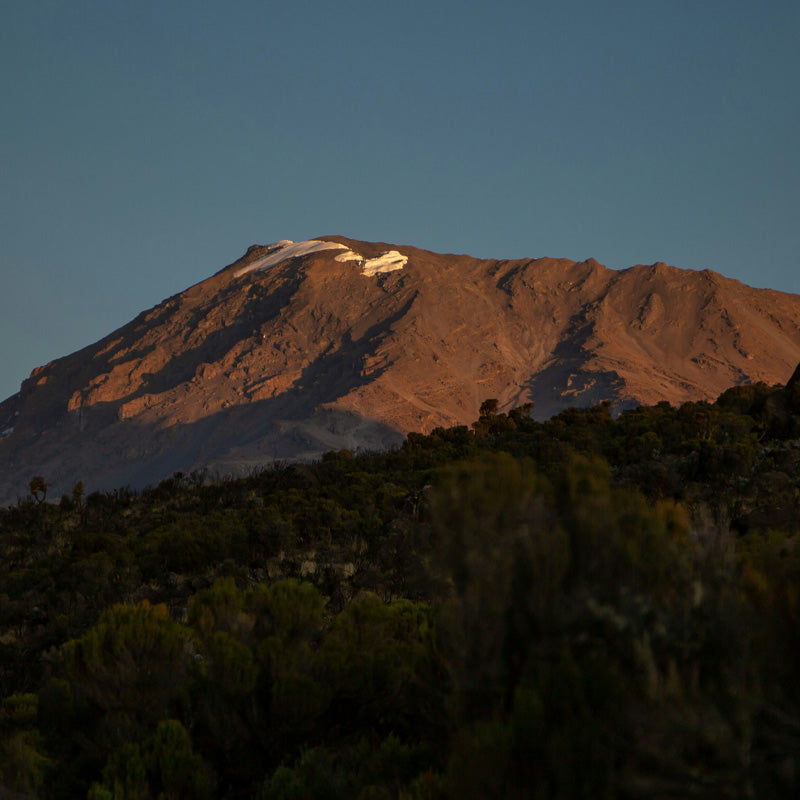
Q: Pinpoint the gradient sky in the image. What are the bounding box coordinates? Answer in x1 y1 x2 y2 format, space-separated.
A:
2 0 798 401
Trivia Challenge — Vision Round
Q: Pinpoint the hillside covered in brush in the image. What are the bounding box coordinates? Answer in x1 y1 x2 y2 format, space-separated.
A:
2 369 800 798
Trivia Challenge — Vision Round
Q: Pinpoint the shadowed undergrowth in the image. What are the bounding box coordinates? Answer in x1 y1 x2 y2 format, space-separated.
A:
1 377 800 797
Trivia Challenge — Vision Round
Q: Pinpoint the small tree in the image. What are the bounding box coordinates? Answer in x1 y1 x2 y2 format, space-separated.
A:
71 481 85 507
29 476 48 505
479 399 499 418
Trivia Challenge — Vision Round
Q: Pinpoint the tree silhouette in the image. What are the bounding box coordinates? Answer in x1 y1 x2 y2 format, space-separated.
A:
29 476 48 504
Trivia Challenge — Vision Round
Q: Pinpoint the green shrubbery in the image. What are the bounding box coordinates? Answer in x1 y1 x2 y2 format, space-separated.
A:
1 380 800 796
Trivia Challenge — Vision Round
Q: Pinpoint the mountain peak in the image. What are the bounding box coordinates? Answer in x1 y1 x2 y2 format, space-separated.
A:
2 238 800 504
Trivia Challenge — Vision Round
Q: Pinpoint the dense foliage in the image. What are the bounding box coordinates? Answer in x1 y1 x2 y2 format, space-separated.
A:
2 377 800 798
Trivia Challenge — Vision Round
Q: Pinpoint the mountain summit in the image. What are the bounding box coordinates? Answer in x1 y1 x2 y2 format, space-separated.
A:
2 236 800 503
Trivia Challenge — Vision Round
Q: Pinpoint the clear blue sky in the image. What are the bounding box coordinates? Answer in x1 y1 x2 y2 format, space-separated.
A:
2 0 798 401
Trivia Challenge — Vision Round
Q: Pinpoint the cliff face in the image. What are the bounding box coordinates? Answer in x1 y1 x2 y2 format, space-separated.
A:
2 236 800 504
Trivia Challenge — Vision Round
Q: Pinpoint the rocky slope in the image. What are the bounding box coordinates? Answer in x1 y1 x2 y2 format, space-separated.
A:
2 235 800 504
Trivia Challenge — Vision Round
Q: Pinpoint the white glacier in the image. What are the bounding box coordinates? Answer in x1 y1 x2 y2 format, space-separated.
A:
335 249 408 276
234 240 348 277
234 239 408 278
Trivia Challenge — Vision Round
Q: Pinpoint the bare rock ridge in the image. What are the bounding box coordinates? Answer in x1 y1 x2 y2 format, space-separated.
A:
2 235 800 505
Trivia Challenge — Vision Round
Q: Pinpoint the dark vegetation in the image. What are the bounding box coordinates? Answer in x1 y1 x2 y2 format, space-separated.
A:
2 377 800 798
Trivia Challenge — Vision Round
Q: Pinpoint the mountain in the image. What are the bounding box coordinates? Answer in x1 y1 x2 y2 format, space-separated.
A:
2 235 800 504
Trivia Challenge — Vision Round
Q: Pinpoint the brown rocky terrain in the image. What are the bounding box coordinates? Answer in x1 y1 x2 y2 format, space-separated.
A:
2 235 800 505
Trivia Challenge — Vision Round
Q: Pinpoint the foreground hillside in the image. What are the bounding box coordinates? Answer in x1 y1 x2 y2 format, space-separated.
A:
2 236 800 504
2 372 800 798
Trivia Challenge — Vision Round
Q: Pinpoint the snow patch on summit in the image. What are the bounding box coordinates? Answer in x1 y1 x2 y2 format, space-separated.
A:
234 239 408 278
334 251 361 263
335 249 408 276
234 240 348 277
